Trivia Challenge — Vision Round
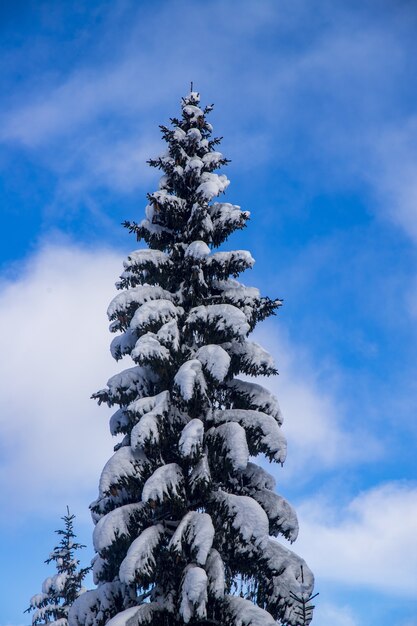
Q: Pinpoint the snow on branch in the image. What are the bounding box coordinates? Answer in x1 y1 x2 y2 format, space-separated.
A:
205 250 254 280
98 447 149 497
206 549 225 599
189 454 211 496
142 463 185 505
105 600 165 626
129 299 182 335
130 333 171 366
185 304 250 342
242 462 276 492
228 339 277 376
169 511 214 565
93 502 149 552
206 422 249 472
93 365 157 407
117 249 173 289
180 564 208 623
107 285 174 322
208 203 250 246
129 391 170 454
195 344 231 382
128 390 170 419
225 595 277 626
260 540 315 625
174 359 207 403
68 582 136 626
225 379 283 424
212 491 269 551
251 489 299 543
185 240 211 259
213 409 287 463
119 523 165 584
178 418 205 460
110 329 137 361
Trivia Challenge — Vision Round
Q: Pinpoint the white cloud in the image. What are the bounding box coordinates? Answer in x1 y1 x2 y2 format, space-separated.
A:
366 117 417 244
0 58 144 148
0 243 124 519
53 133 161 194
295 481 417 596
0 0 284 147
254 326 381 478
313 602 359 626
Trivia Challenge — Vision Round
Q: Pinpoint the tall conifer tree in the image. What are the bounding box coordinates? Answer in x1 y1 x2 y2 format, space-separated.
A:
70 91 315 626
26 509 90 626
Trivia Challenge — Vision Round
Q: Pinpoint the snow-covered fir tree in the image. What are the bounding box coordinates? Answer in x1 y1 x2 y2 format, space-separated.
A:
26 508 90 626
69 91 315 626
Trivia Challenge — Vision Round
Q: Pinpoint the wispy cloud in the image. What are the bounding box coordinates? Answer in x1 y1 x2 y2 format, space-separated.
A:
312 602 359 626
0 243 123 519
254 325 382 478
1 0 416 245
366 116 417 244
296 481 417 596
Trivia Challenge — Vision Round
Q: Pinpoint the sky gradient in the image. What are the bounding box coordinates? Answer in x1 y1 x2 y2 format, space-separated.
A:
1 2 416 625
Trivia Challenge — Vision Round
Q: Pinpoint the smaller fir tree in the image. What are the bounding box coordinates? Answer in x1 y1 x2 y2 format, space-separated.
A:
25 508 91 626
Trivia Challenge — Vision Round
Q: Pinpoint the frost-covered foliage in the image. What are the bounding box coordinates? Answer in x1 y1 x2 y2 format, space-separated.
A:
26 509 90 626
70 91 315 626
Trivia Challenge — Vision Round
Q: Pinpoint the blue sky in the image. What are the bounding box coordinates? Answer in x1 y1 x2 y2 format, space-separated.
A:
1 1 416 625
